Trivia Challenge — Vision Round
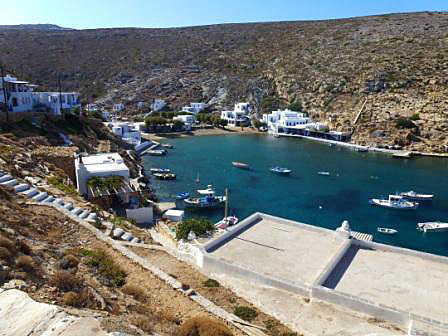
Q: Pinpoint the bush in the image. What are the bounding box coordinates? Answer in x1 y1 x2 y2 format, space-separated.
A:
176 218 216 241
122 284 146 302
62 291 82 307
234 306 257 322
203 278 220 288
409 113 420 121
16 240 32 255
47 176 78 195
0 236 15 253
395 118 416 129
133 316 154 333
0 247 12 261
288 100 302 111
178 316 232 336
82 249 126 287
51 271 83 291
16 255 36 273
59 254 80 269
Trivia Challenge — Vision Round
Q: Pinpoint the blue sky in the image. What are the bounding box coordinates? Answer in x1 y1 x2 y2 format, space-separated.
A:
3 0 447 29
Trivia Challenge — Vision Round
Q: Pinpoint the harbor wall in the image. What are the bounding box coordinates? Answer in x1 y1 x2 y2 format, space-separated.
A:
313 239 352 286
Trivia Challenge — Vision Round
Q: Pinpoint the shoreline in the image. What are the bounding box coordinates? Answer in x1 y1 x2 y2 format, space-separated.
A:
141 127 447 158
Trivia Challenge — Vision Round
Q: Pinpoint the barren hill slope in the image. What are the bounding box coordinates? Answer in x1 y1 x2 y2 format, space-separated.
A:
1 12 448 151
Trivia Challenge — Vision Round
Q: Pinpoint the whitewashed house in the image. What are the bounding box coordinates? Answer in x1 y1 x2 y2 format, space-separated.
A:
0 75 80 116
181 102 207 115
86 103 99 112
173 114 195 131
151 99 166 112
221 102 251 126
113 103 125 112
109 121 142 146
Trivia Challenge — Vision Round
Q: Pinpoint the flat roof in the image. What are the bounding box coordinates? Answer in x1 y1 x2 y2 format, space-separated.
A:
209 216 345 285
329 245 448 323
80 153 129 174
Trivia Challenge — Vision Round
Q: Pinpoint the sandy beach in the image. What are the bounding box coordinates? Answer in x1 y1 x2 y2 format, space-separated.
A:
141 126 260 141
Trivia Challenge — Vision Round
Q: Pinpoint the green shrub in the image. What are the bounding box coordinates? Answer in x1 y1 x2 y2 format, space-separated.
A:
203 278 220 288
395 118 416 129
409 113 420 121
234 306 257 321
47 176 78 195
175 218 215 241
82 249 126 287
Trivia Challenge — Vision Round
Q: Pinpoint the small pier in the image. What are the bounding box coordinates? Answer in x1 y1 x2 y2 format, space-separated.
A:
351 231 373 242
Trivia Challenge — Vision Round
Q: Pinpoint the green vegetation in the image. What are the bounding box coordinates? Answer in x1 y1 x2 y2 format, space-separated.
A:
409 113 420 121
395 118 416 129
196 112 212 124
234 306 257 322
47 175 78 195
111 216 136 229
0 145 12 154
173 119 185 130
175 218 216 241
252 117 267 129
261 96 280 113
203 278 220 288
81 249 127 287
287 100 302 111
87 175 124 190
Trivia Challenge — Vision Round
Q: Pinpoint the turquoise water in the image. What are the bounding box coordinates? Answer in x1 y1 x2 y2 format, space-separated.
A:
142 135 448 257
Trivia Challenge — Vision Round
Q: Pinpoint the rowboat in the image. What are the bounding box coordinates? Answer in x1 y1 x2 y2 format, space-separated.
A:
417 222 448 232
161 143 174 149
400 191 434 202
318 171 330 176
146 149 166 156
232 161 249 169
377 227 398 234
369 195 418 210
153 172 176 180
270 167 292 175
150 168 171 174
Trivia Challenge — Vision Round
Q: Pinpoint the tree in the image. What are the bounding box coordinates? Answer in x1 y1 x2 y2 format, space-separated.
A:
197 112 211 124
210 114 221 127
145 116 168 131
252 117 266 129
176 218 215 241
173 119 184 131
287 100 302 112
219 118 228 128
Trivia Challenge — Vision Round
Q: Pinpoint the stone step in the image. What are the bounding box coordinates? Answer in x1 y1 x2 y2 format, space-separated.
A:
130 237 141 244
78 210 90 219
14 184 30 193
1 179 18 187
112 228 125 238
53 198 65 206
42 196 55 203
86 213 97 221
0 171 5 177
70 208 83 216
21 188 39 198
0 175 12 183
63 203 74 211
32 192 48 202
121 232 134 241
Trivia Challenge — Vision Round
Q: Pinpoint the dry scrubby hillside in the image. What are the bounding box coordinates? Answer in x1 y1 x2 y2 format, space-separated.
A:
1 12 448 151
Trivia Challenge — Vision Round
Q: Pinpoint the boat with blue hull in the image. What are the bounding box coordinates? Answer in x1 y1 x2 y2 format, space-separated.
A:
184 185 226 209
400 191 434 202
369 195 418 210
270 167 292 175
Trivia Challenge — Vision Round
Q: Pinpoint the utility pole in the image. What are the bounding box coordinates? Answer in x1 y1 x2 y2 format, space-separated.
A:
0 65 9 123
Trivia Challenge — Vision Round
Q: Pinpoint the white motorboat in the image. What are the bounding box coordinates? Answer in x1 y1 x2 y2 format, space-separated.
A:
400 191 434 202
150 168 171 174
318 171 330 176
232 161 250 169
417 222 448 232
377 227 398 234
215 216 239 229
197 185 215 196
270 167 292 175
184 195 226 208
146 149 166 156
369 195 418 210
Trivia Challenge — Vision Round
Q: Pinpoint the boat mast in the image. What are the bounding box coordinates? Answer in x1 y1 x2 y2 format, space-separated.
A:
224 188 228 218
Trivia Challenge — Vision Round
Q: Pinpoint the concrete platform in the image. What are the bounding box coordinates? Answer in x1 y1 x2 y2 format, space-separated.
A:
330 245 448 323
209 215 345 286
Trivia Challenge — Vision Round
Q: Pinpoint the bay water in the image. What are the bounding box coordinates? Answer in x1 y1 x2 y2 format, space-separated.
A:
142 134 448 256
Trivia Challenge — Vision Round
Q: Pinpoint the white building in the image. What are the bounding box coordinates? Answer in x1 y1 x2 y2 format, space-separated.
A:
109 121 144 147
86 103 99 112
221 102 251 126
75 153 130 197
173 114 195 131
0 75 80 116
262 109 311 132
151 99 166 112
113 103 125 112
181 102 207 115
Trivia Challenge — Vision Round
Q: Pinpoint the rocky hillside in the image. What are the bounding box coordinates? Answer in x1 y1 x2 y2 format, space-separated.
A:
0 12 448 151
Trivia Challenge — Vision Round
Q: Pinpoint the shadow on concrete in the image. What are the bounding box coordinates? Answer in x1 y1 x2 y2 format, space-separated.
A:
321 245 375 289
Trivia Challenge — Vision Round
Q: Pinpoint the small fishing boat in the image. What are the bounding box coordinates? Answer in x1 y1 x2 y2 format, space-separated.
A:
355 147 368 152
161 143 174 149
369 195 418 210
377 227 398 234
232 161 249 169
184 185 226 209
270 167 292 175
153 172 176 180
400 191 434 202
150 168 171 174
146 149 166 156
318 171 330 176
215 188 238 229
417 222 448 232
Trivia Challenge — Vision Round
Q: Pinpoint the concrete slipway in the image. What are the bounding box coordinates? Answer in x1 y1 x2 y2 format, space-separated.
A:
197 213 448 335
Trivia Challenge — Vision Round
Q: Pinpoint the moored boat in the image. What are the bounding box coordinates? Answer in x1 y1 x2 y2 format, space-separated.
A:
355 147 368 152
270 167 292 175
369 195 418 210
161 143 174 149
184 195 226 208
153 172 176 180
417 222 448 232
197 185 215 195
150 168 171 174
318 171 330 176
232 161 249 169
146 149 166 156
176 192 190 199
400 191 434 202
377 227 398 234
215 216 239 229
